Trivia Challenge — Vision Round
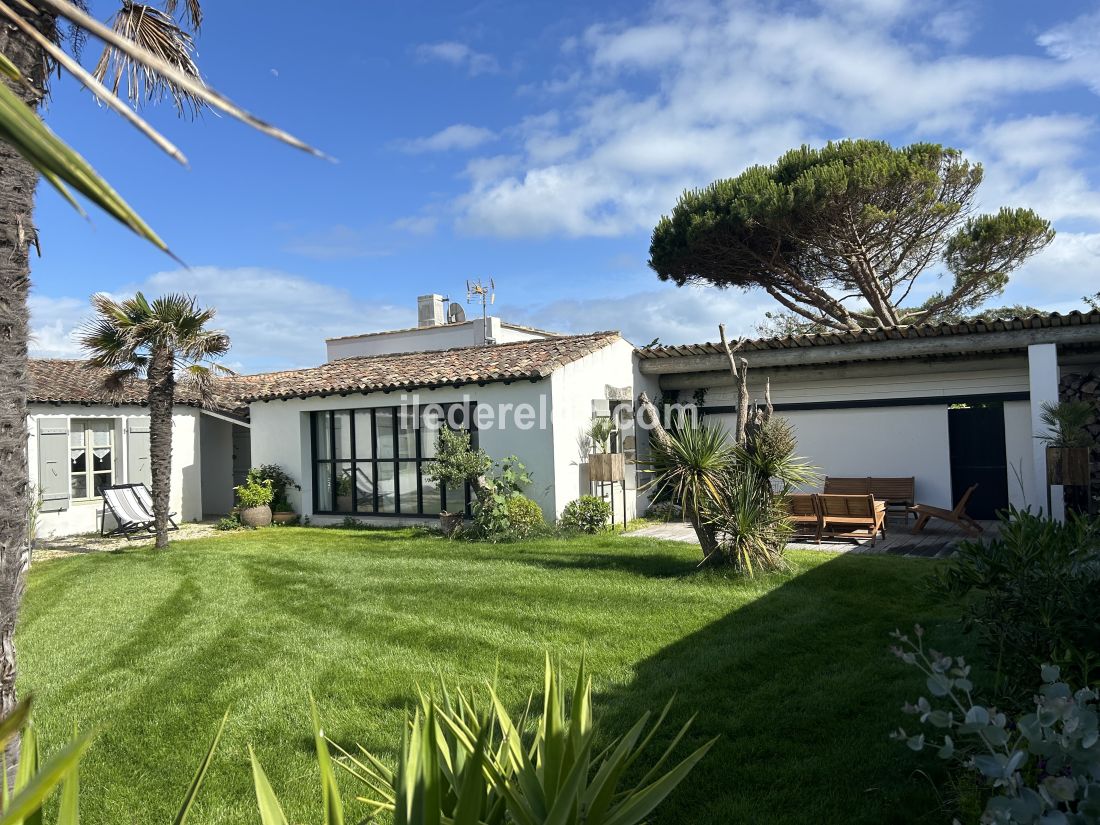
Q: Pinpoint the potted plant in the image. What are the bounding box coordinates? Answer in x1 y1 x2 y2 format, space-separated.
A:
426 428 491 537
235 474 274 527
587 417 624 484
1038 401 1095 486
252 464 300 523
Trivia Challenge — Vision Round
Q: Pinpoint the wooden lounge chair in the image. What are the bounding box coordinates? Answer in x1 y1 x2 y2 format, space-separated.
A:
909 485 982 536
817 493 887 545
785 493 822 543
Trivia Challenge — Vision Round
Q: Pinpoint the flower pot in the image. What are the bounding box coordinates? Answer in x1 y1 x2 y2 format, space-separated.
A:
239 505 273 528
1047 446 1090 486
439 511 464 537
589 452 625 482
272 512 298 525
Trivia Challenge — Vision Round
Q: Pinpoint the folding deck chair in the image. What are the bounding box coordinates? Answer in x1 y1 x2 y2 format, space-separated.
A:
100 483 178 538
909 484 983 537
132 483 179 532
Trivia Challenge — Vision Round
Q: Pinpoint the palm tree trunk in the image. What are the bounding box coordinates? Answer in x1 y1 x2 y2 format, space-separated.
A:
0 7 55 784
148 346 175 549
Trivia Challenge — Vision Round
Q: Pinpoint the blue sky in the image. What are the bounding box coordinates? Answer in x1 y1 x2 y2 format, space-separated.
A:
28 0 1100 372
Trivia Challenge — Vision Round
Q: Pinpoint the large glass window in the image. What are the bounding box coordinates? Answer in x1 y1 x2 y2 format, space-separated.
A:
311 403 475 517
70 418 115 499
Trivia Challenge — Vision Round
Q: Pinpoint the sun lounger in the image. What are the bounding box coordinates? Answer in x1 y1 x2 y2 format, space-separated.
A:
132 483 179 531
100 483 178 538
909 484 982 536
817 493 887 545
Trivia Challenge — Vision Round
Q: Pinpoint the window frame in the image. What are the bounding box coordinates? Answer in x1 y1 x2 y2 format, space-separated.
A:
69 418 117 501
311 403 476 518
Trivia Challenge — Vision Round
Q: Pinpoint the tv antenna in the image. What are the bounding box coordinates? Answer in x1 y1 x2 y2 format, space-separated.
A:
466 277 496 344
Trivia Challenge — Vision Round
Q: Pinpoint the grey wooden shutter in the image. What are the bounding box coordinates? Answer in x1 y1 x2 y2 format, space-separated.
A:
126 417 152 487
37 417 70 512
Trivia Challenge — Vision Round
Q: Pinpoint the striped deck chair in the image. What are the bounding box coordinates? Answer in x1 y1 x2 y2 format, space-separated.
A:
132 483 179 532
101 484 156 537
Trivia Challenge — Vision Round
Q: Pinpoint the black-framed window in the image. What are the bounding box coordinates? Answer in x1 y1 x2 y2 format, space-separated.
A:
311 403 475 517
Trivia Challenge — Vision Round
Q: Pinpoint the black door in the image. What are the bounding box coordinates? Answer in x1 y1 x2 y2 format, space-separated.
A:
947 404 1009 519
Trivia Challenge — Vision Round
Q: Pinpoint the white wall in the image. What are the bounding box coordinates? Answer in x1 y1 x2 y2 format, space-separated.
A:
549 338 638 521
200 414 236 516
248 380 558 524
1004 400 1038 510
28 404 202 538
325 318 552 361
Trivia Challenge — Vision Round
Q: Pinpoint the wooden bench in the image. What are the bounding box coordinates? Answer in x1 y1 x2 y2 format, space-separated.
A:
825 477 915 522
786 493 822 543
816 493 887 545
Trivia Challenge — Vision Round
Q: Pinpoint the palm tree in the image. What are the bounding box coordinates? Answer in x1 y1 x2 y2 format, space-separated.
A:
0 0 319 771
79 291 230 549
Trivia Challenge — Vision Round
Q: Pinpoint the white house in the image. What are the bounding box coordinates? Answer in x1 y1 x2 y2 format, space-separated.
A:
27 359 250 538
28 301 1100 538
237 310 649 525
637 311 1100 521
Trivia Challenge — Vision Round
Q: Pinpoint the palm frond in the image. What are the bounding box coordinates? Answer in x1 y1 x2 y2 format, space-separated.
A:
162 0 202 31
93 2 203 117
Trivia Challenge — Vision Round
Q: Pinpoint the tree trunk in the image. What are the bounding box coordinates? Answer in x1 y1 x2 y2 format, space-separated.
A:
148 347 176 549
0 7 55 784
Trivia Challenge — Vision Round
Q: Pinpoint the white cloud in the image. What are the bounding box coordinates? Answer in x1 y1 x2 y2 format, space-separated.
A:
415 41 499 76
449 0 1099 241
391 215 438 235
29 268 412 373
1038 8 1100 93
399 124 496 154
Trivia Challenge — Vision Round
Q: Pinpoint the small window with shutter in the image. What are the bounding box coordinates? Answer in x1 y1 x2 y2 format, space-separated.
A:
69 418 117 499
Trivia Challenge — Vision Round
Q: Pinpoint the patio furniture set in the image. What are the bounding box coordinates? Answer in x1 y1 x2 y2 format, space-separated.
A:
787 477 981 546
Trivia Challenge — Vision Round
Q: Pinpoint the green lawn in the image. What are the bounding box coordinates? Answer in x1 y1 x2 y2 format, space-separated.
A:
19 528 965 823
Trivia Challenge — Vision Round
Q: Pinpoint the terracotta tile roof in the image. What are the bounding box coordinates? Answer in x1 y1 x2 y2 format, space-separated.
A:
635 310 1100 360
232 331 622 402
27 358 245 418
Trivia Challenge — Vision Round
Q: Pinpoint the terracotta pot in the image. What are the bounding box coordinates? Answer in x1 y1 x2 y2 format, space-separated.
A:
1047 446 1090 486
239 505 272 528
439 511 464 537
272 512 298 525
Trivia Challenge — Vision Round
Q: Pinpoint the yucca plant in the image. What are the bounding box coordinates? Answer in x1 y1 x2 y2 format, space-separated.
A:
646 418 737 561
736 415 818 495
342 657 716 825
710 472 794 576
1037 400 1096 448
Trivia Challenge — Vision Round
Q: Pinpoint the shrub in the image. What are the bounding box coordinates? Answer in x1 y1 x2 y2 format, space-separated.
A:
214 514 241 531
235 476 273 509
930 508 1100 701
712 471 793 575
502 495 544 538
426 427 491 495
645 500 683 522
249 464 300 511
891 626 1100 824
559 495 612 533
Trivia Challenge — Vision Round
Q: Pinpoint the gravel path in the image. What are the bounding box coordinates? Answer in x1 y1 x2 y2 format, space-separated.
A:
33 521 224 563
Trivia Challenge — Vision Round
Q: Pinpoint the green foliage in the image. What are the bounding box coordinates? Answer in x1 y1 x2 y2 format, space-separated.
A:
426 428 492 491
345 656 716 825
559 496 613 533
214 514 242 531
502 495 545 539
649 419 737 529
472 456 535 541
587 418 615 453
650 140 1054 331
891 628 1100 824
737 416 818 493
235 477 274 509
930 508 1100 702
249 465 299 511
1038 401 1097 448
711 473 793 576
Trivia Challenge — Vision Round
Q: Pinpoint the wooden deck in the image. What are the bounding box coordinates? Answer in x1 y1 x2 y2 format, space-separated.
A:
627 516 999 559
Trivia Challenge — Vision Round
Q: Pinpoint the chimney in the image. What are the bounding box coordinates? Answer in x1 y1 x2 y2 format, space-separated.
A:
417 294 445 328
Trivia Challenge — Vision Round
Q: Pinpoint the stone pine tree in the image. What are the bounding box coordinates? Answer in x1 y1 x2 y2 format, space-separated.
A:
0 0 318 775
79 292 231 550
649 140 1056 332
